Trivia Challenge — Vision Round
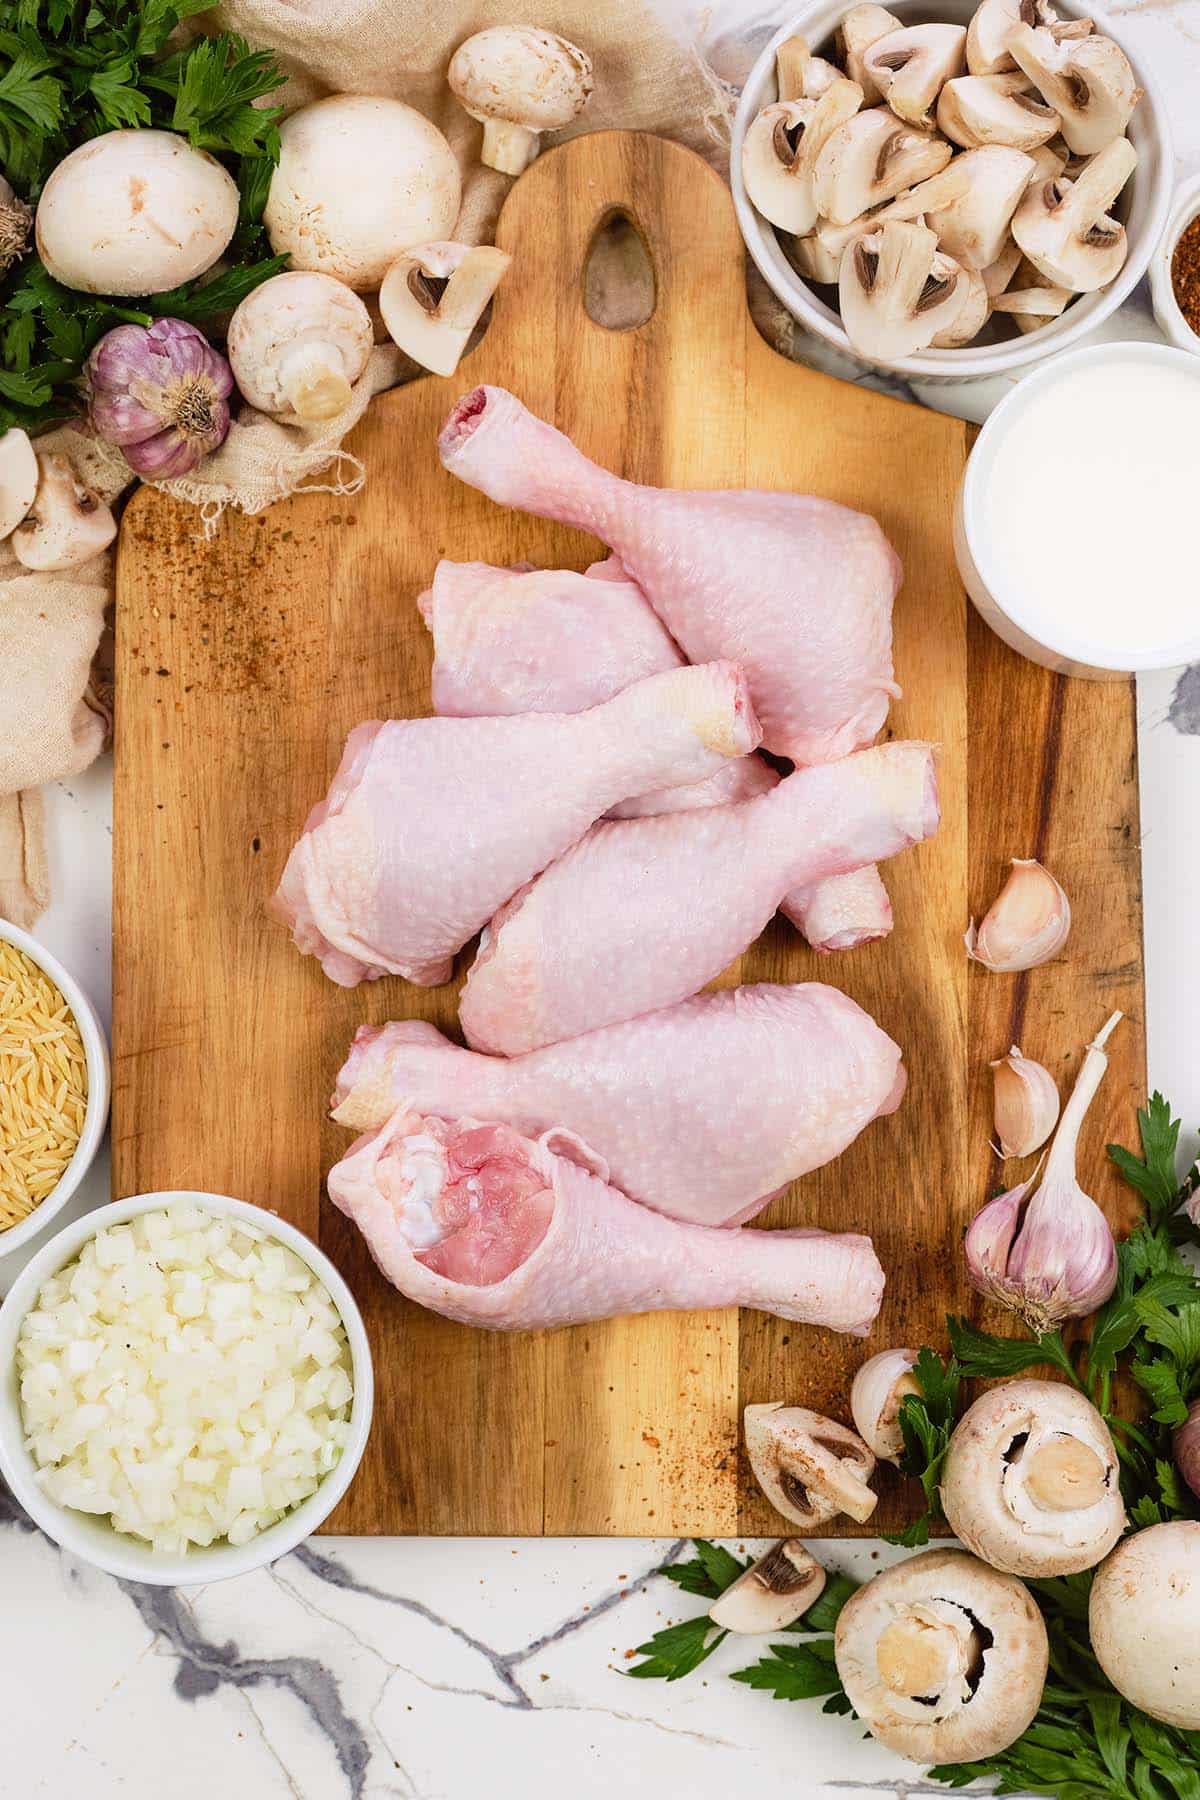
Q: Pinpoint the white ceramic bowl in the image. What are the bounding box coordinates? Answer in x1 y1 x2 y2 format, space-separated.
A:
731 0 1173 381
0 1190 374 1583
955 340 1200 677
1149 174 1200 357
0 920 110 1261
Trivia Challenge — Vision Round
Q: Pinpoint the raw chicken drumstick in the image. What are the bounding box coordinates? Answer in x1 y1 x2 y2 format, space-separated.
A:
438 384 902 768
328 1108 886 1335
421 557 892 951
273 659 758 987
333 983 905 1228
460 741 939 1055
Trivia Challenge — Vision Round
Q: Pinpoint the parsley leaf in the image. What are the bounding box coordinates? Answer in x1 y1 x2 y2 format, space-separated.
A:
948 1314 1080 1385
730 1639 845 1703
1108 1095 1197 1228
626 1615 727 1682
657 1539 748 1600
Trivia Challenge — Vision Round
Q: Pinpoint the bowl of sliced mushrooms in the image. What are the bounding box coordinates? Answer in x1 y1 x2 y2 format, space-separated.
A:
731 0 1171 377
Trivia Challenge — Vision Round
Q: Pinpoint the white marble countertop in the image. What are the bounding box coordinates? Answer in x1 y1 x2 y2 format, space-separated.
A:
4 4 1200 1794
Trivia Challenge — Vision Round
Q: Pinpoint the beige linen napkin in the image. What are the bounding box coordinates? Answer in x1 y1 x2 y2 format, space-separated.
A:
0 0 733 922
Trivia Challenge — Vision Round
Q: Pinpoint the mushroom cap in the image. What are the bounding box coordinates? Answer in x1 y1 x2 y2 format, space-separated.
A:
448 27 593 132
742 81 864 235
1006 25 1138 157
834 1548 1048 1764
838 4 904 101
227 271 374 420
839 221 968 362
850 1348 918 1461
11 453 117 572
0 427 38 540
1011 136 1135 291
863 23 967 126
1089 1522 1200 1729
744 1402 877 1527
35 129 238 297
940 1378 1125 1576
265 96 461 291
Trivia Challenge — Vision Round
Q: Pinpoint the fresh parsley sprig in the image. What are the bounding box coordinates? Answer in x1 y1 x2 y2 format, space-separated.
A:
0 2 287 429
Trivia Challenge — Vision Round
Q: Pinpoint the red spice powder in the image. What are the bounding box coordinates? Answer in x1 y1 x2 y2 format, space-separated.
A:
1171 214 1200 338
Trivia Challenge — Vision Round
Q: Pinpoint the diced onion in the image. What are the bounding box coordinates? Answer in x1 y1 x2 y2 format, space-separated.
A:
16 1205 354 1555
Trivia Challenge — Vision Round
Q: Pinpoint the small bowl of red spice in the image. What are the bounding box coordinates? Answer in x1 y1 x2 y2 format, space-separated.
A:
1151 175 1200 355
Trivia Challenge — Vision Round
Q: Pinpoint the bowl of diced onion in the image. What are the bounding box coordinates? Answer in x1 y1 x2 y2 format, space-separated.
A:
0 1191 373 1583
0 920 110 1260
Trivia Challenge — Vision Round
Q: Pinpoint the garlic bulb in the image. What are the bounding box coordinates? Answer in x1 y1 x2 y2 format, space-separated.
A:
87 317 233 478
965 1012 1121 1331
991 1048 1060 1157
967 859 1071 972
0 175 31 277
1175 1401 1200 1503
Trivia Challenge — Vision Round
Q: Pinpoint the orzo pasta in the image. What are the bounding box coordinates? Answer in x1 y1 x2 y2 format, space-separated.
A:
0 939 88 1228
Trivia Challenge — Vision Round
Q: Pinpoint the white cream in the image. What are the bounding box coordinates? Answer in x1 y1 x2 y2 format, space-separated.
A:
977 353 1200 662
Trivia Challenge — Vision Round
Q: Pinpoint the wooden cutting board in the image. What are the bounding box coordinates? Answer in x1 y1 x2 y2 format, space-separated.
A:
113 130 1145 1536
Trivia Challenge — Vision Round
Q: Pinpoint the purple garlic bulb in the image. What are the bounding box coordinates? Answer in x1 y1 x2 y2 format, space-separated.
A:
87 318 233 478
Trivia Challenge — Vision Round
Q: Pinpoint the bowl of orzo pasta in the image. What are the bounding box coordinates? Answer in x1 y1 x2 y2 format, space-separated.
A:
0 920 110 1259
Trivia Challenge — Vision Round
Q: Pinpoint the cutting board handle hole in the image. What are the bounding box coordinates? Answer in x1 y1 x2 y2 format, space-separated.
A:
581 208 655 332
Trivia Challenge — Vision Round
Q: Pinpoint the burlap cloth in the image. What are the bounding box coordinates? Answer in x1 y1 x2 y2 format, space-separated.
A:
0 0 735 923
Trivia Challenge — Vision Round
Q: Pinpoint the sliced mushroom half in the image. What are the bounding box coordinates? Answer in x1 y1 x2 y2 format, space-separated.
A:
931 263 991 344
744 1402 877 1527
840 220 967 361
940 1378 1126 1576
1011 134 1136 291
1006 24 1139 156
863 24 967 127
743 80 864 235
709 1539 827 1633
12 453 117 571
775 34 839 101
992 254 1073 329
880 144 1034 267
379 242 512 377
937 73 1061 150
813 107 953 225
834 1548 1049 1765
982 232 1024 296
838 4 904 101
967 0 1093 77
850 1348 919 1462
0 426 38 542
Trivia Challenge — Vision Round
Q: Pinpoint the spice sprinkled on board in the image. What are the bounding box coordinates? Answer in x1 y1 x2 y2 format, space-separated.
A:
1172 214 1200 338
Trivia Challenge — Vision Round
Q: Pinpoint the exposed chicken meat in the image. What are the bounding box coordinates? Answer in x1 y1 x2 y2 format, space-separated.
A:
438 384 902 768
272 659 759 987
459 741 939 1054
328 1108 887 1334
333 982 906 1228
420 556 892 951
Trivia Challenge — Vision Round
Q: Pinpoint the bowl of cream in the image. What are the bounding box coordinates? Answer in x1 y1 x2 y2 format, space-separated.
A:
955 342 1200 678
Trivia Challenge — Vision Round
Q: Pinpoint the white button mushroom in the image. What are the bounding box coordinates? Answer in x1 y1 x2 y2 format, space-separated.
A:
744 1402 877 1528
1012 135 1136 292
872 146 1035 269
34 130 239 297
1006 24 1139 157
741 80 864 236
813 108 954 225
379 243 512 377
227 272 374 424
1089 1523 1200 1729
837 5 904 101
839 221 969 363
937 73 1061 151
11 454 117 571
940 1379 1126 1577
708 1539 827 1634
0 428 39 542
863 24 967 127
966 0 1093 78
448 28 593 176
850 1348 919 1462
264 97 461 292
834 1549 1049 1764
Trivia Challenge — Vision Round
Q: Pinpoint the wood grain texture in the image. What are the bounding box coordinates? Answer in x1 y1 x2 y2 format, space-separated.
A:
112 131 1144 1537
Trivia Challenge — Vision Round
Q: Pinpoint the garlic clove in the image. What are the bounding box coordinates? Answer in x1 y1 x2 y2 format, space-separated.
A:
966 857 1071 971
991 1047 1060 1157
965 1012 1121 1332
1174 1401 1200 1503
850 1347 919 1461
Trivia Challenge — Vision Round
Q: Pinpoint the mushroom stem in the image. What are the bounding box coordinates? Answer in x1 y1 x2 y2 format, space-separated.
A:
278 341 355 423
876 1609 978 1697
480 117 539 177
1023 1435 1108 1511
